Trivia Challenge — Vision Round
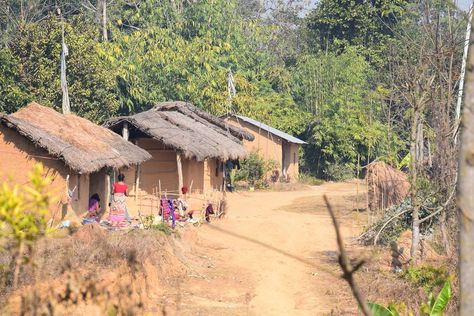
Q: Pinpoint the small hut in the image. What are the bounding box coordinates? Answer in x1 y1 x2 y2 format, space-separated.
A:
104 101 253 209
0 102 151 222
223 114 306 181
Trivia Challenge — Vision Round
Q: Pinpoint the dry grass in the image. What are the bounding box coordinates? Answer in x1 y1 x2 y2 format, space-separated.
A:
367 161 410 211
268 182 313 192
357 245 458 315
0 224 188 315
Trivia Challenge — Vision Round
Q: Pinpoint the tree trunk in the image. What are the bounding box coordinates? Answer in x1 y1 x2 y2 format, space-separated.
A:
12 241 25 288
416 119 424 166
102 0 108 41
440 209 451 257
455 4 473 128
410 109 420 265
459 16 474 315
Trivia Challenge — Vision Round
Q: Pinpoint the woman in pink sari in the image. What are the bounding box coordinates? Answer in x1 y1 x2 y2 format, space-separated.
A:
108 173 128 226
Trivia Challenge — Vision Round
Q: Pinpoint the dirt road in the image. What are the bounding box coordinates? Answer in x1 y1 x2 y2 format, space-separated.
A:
174 182 366 315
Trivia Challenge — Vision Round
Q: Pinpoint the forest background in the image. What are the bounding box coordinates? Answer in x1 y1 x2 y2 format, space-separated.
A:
0 0 467 184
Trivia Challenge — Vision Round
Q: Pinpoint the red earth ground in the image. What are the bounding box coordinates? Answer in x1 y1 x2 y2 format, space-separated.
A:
167 181 367 315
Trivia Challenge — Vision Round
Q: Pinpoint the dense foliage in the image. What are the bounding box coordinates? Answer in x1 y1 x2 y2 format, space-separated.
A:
0 0 465 182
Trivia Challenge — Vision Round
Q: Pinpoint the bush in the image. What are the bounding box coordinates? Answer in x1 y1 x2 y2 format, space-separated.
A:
235 152 267 186
403 265 450 294
323 162 354 181
0 163 51 288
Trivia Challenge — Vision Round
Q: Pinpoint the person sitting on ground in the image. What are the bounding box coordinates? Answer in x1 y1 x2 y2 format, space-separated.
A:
108 173 129 227
85 193 101 222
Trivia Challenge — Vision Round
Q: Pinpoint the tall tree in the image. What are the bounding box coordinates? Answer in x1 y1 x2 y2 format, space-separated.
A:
305 0 408 63
8 16 119 121
458 7 474 315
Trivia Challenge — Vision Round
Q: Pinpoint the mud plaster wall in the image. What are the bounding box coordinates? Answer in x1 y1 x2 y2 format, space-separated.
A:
133 138 178 195
182 158 204 194
124 138 224 216
225 118 283 165
0 125 89 222
283 141 300 180
206 158 223 191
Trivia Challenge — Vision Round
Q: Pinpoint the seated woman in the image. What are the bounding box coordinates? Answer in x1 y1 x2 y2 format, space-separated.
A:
108 173 128 227
84 193 101 223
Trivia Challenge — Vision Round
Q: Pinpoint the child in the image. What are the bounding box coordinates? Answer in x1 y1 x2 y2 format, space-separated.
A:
86 193 101 222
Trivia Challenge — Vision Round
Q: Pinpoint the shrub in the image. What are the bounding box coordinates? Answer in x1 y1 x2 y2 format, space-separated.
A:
323 162 354 181
403 265 450 294
0 163 52 288
235 152 268 188
369 281 452 316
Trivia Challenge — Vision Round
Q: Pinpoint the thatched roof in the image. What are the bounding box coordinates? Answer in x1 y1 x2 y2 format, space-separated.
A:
0 102 151 174
104 101 253 161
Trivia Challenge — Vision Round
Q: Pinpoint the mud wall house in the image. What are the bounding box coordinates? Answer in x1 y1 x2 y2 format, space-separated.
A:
104 101 254 212
223 115 306 181
0 102 151 223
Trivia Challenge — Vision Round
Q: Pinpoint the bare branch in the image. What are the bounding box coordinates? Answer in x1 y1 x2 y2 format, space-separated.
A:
323 195 372 316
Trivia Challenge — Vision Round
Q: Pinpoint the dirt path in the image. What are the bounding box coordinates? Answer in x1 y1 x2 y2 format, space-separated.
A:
173 182 366 315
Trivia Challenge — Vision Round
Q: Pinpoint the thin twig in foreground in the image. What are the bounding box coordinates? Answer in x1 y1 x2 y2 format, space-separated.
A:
323 195 372 316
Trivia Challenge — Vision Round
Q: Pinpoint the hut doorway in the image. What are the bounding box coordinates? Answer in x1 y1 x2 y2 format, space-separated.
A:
89 169 108 212
282 142 290 178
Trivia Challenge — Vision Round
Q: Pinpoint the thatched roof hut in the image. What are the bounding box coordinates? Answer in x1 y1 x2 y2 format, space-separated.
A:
0 102 151 174
104 101 253 161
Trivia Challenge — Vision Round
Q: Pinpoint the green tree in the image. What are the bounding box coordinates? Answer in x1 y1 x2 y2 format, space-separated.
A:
291 48 397 177
0 49 32 113
101 0 303 122
305 0 408 64
8 16 119 121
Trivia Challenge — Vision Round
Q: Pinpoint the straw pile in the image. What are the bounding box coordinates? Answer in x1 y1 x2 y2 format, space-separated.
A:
0 102 151 174
366 161 410 211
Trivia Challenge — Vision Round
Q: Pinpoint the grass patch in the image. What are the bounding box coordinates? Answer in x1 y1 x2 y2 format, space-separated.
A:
151 223 173 236
298 173 324 186
402 265 450 294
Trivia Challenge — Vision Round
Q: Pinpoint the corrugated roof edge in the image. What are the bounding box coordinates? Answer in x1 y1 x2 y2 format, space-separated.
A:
223 114 307 145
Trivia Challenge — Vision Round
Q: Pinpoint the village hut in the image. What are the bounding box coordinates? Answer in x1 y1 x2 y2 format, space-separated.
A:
104 101 253 209
223 114 306 181
0 102 151 222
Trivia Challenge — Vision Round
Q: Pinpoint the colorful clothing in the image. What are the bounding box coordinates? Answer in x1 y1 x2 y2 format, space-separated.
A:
108 193 127 226
113 182 128 194
86 198 100 222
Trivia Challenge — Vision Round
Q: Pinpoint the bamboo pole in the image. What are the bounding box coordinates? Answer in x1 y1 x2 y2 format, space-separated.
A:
135 164 140 203
176 153 183 198
366 143 371 224
122 122 129 140
356 154 360 211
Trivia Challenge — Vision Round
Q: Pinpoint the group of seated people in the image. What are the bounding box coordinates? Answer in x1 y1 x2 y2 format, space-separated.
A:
84 176 214 227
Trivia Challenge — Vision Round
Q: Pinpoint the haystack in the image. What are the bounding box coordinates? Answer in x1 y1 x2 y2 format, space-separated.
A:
366 161 410 211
